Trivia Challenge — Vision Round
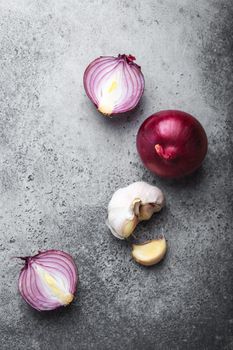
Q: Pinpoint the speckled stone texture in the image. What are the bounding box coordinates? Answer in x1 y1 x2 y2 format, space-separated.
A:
0 0 232 349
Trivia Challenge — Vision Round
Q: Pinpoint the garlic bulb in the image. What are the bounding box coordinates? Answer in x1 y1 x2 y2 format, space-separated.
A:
106 181 165 239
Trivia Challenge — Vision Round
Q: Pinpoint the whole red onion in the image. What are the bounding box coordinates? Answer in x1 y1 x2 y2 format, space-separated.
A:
18 250 78 311
83 54 144 116
136 110 208 178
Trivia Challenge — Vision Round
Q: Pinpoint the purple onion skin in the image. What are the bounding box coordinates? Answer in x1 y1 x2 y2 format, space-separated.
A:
83 54 145 116
136 110 208 178
18 250 78 311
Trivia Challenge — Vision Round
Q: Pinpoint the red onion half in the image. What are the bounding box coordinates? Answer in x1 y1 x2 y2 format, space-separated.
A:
136 110 208 178
18 250 78 311
83 54 144 116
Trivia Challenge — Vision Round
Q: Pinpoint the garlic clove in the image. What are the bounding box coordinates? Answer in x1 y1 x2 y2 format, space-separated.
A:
138 203 155 221
107 182 165 239
106 205 135 239
106 216 138 240
106 219 125 240
122 217 139 238
131 237 167 266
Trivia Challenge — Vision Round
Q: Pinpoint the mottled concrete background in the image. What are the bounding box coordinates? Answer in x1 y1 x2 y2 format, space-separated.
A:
0 0 232 349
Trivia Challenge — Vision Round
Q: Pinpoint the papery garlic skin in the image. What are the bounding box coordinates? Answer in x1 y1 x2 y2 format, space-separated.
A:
106 181 165 239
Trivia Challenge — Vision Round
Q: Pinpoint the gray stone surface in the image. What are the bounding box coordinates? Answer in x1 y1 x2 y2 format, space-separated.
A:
0 0 232 349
